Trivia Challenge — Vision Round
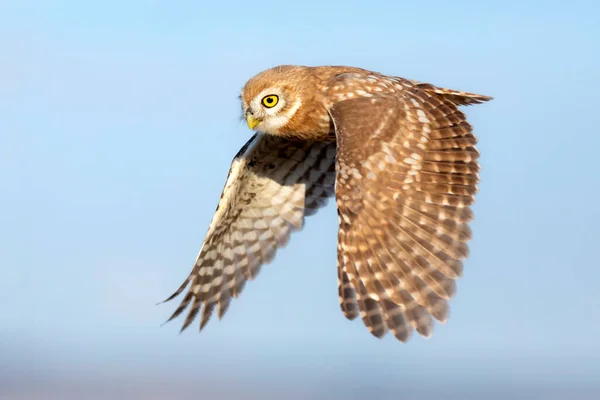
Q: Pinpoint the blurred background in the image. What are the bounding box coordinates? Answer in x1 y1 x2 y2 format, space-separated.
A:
2 0 599 398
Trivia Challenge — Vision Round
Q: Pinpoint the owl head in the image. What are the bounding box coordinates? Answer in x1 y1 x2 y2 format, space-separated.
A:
239 65 329 136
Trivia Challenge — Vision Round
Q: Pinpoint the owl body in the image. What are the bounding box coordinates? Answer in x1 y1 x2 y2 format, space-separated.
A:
163 65 492 342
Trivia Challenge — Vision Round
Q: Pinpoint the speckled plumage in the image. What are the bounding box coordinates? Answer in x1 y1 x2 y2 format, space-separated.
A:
162 65 492 342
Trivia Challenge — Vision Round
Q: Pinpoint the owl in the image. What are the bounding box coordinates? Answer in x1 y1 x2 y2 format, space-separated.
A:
162 65 492 342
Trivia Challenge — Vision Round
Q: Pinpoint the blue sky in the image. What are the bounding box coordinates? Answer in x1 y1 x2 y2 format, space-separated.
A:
2 0 600 398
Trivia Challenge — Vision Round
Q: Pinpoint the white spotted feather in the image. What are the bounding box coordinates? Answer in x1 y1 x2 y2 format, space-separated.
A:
162 133 336 331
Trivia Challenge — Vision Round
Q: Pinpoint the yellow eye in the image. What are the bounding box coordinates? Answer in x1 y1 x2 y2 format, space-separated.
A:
261 95 279 108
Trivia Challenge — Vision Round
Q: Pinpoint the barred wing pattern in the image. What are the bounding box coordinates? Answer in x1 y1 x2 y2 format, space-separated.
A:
331 90 480 342
409 81 493 106
163 133 336 331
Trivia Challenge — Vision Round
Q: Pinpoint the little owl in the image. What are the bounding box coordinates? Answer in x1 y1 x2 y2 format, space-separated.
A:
161 65 492 342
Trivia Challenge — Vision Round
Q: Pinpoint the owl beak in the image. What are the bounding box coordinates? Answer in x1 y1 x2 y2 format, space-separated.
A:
245 114 261 130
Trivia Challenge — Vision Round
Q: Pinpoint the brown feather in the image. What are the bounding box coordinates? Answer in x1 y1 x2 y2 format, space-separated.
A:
162 64 491 343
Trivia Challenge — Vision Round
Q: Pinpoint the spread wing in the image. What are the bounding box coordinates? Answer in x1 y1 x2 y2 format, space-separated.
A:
162 133 336 332
330 84 490 342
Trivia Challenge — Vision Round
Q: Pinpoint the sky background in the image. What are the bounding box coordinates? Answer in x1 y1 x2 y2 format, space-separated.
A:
2 0 600 398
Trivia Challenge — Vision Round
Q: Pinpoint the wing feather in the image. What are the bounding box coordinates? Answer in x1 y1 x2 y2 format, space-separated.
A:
330 80 490 341
162 133 336 332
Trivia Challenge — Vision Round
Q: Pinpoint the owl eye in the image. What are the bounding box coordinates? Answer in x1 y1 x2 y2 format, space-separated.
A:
261 95 279 108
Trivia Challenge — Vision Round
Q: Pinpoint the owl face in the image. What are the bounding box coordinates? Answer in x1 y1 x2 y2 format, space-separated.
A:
241 85 302 135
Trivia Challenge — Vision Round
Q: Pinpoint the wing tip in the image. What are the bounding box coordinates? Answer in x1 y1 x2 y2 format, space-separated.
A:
158 277 192 305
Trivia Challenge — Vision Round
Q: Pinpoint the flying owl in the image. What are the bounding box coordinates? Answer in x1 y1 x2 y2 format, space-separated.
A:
162 65 492 342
